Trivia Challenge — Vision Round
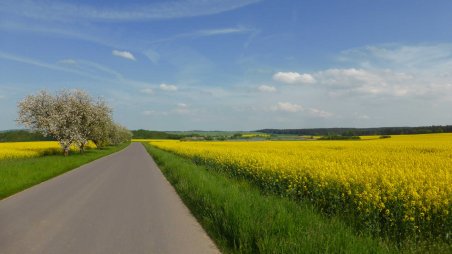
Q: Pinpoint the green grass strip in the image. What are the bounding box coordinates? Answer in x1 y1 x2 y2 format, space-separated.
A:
145 143 396 254
0 143 129 199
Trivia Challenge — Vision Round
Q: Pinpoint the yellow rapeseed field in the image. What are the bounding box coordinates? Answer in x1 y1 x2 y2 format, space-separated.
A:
148 133 452 240
0 141 96 160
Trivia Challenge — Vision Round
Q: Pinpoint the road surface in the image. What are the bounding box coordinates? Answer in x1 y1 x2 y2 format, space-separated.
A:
0 143 219 254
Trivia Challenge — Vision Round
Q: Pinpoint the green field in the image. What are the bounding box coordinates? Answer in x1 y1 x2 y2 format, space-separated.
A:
0 143 129 199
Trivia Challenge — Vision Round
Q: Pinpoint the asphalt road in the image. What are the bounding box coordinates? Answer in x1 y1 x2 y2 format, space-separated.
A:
0 143 219 254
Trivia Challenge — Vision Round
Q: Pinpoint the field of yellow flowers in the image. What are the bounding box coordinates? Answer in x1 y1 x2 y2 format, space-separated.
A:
148 134 451 241
0 141 96 160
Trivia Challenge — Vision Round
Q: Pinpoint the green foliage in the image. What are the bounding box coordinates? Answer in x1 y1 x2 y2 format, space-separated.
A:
0 130 54 142
231 133 243 139
319 135 361 140
258 125 451 136
131 129 183 139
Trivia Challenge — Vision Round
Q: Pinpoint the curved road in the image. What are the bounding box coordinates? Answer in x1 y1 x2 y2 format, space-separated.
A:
0 143 219 254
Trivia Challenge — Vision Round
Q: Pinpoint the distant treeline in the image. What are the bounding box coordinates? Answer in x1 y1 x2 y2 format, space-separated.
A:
131 129 183 139
258 125 452 136
0 130 55 142
1 129 182 142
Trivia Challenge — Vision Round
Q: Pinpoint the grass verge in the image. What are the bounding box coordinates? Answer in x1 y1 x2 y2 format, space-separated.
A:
144 143 394 254
0 143 129 199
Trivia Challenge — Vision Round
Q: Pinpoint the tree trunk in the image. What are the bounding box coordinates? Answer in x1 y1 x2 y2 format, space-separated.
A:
64 146 70 156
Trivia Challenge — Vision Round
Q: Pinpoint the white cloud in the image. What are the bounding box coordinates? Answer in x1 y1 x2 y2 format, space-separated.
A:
160 83 178 91
308 108 333 118
142 110 156 116
316 68 379 87
271 44 452 100
175 103 190 114
279 66 439 99
330 44 452 99
273 72 316 85
112 50 136 61
272 102 304 113
257 85 277 93
303 67 443 98
270 102 331 117
142 110 168 116
141 88 154 95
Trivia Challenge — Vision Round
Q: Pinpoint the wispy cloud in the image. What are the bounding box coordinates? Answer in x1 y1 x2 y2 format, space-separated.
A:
270 102 332 118
59 59 78 65
338 43 452 70
257 85 277 93
141 88 154 95
273 72 316 85
1 0 262 22
160 83 178 91
0 52 152 89
272 102 304 112
0 21 118 49
308 108 333 118
147 26 255 45
112 50 136 61
0 52 100 80
196 27 252 36
174 103 190 114
144 49 160 64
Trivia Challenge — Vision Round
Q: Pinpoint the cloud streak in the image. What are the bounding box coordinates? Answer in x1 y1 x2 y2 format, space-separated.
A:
0 52 102 80
272 102 304 112
112 50 136 61
0 52 153 89
147 26 255 46
1 0 262 22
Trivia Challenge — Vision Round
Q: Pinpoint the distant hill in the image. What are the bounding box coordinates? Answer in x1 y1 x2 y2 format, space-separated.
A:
131 129 183 139
0 130 55 142
257 125 452 136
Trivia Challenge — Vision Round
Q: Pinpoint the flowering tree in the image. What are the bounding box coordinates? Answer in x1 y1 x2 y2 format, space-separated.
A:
17 89 130 156
17 90 55 138
109 123 133 146
88 100 113 148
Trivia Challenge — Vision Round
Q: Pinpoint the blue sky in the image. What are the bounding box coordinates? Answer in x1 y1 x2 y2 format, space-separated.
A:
1 0 452 131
